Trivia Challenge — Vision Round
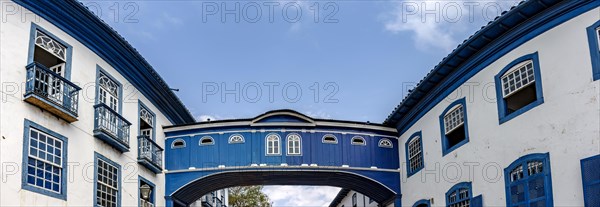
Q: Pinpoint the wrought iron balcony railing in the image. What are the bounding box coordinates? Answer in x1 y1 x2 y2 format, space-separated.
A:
24 62 81 122
138 135 164 173
93 103 131 152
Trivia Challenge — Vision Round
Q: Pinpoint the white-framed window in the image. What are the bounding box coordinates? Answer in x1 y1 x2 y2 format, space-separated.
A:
266 134 281 155
407 136 423 173
501 60 535 98
287 134 301 155
35 30 67 62
352 193 357 207
27 26 73 108
351 136 366 146
26 128 64 193
171 139 186 149
98 73 119 112
228 134 245 144
200 136 214 146
322 134 338 144
96 156 120 207
444 105 464 135
139 105 154 139
378 138 393 148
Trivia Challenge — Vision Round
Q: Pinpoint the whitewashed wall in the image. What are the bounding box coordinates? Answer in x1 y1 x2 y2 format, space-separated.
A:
0 3 173 206
398 7 600 207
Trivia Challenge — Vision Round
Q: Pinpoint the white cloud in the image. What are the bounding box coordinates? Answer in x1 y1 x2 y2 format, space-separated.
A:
382 0 520 52
262 186 340 207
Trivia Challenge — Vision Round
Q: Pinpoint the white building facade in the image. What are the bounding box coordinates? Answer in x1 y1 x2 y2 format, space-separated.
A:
0 0 197 206
390 0 600 206
334 0 600 206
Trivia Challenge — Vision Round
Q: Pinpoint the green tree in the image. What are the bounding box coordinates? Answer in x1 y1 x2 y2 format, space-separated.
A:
228 186 272 207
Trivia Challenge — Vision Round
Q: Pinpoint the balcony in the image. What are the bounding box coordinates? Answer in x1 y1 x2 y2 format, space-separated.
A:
138 135 163 173
23 62 80 122
93 103 131 152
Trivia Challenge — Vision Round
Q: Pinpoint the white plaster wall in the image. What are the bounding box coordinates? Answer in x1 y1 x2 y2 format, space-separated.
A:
0 3 173 206
335 190 378 207
399 7 600 207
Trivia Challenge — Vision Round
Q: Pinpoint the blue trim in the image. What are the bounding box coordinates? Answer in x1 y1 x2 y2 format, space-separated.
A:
21 119 68 200
94 152 122 207
439 98 469 156
445 182 472 207
503 153 553 207
386 0 600 134
587 20 600 81
405 131 424 178
139 101 157 141
138 176 156 206
412 199 430 207
171 138 187 149
580 154 600 207
494 52 544 124
95 65 123 114
27 23 72 80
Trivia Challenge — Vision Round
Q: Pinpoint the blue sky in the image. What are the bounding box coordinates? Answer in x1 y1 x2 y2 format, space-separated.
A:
92 0 519 205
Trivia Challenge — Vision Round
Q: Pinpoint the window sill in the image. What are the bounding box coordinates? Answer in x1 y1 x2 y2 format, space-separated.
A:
442 139 469 157
21 184 66 200
406 167 423 178
498 98 544 124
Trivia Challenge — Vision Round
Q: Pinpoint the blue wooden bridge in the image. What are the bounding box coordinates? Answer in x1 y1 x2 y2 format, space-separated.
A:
163 110 401 206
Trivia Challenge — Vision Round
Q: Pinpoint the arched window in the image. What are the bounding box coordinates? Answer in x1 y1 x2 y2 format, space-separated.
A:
98 73 120 112
351 136 366 146
228 134 244 144
378 138 393 148
352 193 357 207
504 153 553 207
171 139 186 149
439 98 469 156
495 52 544 123
139 104 154 140
412 199 430 207
266 134 281 155
287 134 301 155
199 136 214 146
406 131 424 177
322 134 338 144
446 182 472 207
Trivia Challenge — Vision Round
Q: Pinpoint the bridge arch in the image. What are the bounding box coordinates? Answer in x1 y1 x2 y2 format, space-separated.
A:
163 110 402 207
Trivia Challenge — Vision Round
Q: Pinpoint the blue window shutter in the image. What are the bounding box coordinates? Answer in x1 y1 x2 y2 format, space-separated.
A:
528 177 546 200
471 195 483 207
510 182 525 204
581 155 600 207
